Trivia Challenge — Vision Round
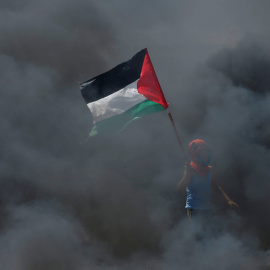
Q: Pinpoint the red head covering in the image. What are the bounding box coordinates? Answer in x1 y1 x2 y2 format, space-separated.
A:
188 139 211 176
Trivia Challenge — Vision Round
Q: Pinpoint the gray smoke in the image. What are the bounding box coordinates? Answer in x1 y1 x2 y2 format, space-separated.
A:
1 0 270 269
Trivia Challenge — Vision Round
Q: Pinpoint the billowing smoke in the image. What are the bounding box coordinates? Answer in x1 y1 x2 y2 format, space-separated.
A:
1 0 270 269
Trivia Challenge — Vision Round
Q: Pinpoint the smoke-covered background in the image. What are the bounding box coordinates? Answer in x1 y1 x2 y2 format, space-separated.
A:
1 0 270 269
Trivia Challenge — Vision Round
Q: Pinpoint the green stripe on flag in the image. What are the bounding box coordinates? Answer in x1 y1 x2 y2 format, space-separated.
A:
90 100 165 137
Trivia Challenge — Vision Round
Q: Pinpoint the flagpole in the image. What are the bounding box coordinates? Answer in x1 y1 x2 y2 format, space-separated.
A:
167 111 188 162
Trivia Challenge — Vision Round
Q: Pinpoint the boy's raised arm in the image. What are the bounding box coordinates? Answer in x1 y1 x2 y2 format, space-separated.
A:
177 163 194 192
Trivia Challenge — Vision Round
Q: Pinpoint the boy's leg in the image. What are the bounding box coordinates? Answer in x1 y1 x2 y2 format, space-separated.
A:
187 209 192 220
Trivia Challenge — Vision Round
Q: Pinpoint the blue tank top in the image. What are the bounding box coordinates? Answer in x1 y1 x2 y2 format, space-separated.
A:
185 171 212 209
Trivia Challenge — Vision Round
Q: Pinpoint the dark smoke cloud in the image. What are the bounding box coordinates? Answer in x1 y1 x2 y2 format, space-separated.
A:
174 37 270 254
0 204 85 270
1 0 270 269
0 0 114 83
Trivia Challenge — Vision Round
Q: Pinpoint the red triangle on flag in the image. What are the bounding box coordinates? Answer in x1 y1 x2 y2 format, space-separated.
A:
137 49 169 109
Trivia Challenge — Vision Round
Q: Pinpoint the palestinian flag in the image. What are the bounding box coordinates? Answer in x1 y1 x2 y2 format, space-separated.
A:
80 48 169 137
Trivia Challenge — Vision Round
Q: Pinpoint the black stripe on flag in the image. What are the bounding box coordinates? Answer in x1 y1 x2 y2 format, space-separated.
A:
80 49 146 104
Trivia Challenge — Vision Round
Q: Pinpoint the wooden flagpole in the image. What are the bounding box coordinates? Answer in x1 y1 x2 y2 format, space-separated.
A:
168 111 188 163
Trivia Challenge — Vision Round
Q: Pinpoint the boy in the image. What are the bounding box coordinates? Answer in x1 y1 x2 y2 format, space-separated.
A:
177 139 238 219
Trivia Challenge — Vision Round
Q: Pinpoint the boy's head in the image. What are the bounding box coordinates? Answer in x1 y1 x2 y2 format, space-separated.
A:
188 139 211 166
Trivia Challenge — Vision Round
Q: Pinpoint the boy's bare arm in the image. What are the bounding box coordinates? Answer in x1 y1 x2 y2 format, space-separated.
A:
177 164 194 192
211 176 239 208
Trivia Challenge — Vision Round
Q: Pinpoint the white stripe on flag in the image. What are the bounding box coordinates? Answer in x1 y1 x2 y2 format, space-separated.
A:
87 80 147 124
